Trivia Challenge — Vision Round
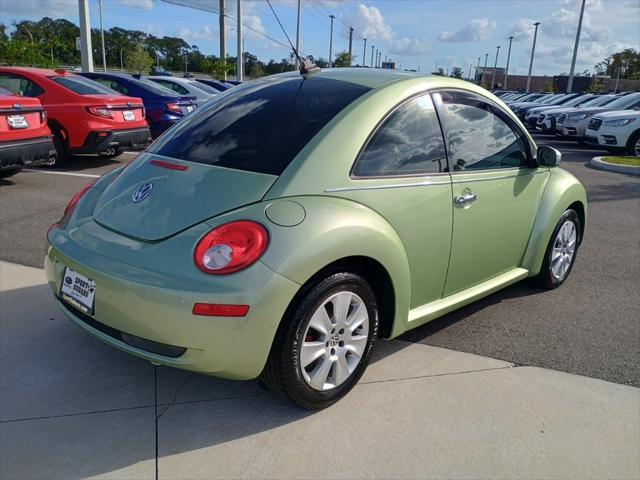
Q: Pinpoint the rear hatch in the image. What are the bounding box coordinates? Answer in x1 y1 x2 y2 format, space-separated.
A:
93 153 277 241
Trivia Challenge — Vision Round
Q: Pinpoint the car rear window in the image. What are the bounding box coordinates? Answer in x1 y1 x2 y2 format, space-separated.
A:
149 75 371 175
190 81 219 95
50 75 117 95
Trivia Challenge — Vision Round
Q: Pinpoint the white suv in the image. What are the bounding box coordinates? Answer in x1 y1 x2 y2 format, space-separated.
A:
585 110 640 157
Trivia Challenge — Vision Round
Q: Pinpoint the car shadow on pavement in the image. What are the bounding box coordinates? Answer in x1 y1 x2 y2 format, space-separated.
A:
41 154 127 172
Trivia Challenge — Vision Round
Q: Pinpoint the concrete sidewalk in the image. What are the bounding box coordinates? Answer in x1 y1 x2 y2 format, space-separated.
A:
1 261 638 479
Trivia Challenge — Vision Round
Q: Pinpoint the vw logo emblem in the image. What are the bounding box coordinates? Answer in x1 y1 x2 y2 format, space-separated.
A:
132 182 153 203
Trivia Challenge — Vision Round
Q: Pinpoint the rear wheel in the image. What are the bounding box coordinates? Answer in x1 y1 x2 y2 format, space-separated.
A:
261 272 378 409
533 209 580 289
51 132 68 163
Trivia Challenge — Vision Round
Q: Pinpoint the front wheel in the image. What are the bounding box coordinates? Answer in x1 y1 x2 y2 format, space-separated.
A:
626 131 640 157
261 272 378 409
533 209 581 289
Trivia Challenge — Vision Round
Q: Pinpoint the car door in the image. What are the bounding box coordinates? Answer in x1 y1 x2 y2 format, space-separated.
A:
337 93 453 309
433 89 549 296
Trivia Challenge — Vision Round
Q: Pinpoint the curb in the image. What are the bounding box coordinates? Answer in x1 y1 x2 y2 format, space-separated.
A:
590 156 640 176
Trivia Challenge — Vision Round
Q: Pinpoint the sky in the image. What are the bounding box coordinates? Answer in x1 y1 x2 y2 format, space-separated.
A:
1 0 639 77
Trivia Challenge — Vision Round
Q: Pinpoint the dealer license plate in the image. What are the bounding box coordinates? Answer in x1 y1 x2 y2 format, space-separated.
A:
123 110 135 121
186 105 194 113
7 114 28 129
60 267 96 315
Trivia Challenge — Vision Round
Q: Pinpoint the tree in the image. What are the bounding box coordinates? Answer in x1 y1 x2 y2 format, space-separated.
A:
450 67 463 78
595 48 640 80
333 51 352 67
126 41 153 75
432 67 444 76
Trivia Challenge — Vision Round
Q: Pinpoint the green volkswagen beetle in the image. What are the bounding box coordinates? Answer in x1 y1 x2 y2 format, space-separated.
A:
45 69 586 409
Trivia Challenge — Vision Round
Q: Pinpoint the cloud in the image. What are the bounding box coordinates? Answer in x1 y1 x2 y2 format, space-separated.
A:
387 37 431 56
508 18 537 41
543 7 610 42
439 18 496 43
342 4 393 41
0 0 77 17
120 0 154 10
179 25 216 41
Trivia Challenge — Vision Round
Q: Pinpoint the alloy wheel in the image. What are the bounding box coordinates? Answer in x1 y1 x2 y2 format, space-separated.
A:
551 220 577 281
299 291 369 391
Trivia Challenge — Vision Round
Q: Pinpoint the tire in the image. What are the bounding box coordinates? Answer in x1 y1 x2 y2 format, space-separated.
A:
0 166 22 179
533 209 581 289
626 130 640 158
260 272 379 409
52 132 68 163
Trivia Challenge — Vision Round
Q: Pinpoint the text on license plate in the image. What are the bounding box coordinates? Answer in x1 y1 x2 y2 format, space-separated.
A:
7 115 28 129
123 110 135 121
186 106 194 113
60 268 96 315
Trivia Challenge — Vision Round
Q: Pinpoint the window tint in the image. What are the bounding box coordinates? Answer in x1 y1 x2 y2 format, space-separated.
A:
353 94 446 177
154 80 189 95
436 90 533 172
149 76 371 175
51 75 116 95
189 81 218 95
93 77 130 95
0 74 44 97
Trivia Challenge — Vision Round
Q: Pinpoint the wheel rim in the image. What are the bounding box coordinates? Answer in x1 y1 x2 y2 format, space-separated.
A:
634 137 640 158
299 291 369 391
551 220 577 281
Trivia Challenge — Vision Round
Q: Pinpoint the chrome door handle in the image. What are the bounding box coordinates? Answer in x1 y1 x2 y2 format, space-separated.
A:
454 193 477 205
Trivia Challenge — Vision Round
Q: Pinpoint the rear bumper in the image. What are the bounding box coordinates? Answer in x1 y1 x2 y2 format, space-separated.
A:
0 136 56 171
71 127 152 154
44 224 300 380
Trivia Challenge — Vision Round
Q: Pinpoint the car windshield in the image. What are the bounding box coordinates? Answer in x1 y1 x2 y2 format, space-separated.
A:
149 75 371 175
605 93 640 109
189 81 218 95
50 75 117 95
580 95 616 107
564 95 593 107
547 95 573 105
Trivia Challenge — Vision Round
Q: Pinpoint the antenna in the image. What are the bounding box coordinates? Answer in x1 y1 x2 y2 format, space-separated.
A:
265 0 319 75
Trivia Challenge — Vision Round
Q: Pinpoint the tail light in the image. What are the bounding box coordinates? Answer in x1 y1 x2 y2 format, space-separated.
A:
87 106 113 119
194 221 269 275
166 103 182 113
64 179 97 216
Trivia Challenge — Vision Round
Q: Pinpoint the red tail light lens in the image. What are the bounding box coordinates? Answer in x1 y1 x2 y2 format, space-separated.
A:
87 106 113 118
64 179 97 216
192 303 250 317
166 103 182 113
194 221 269 275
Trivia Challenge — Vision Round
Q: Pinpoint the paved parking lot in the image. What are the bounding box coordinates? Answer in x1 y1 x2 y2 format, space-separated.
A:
1 135 638 387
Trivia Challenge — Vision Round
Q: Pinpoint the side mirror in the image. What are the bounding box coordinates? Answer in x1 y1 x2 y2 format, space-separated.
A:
537 145 562 167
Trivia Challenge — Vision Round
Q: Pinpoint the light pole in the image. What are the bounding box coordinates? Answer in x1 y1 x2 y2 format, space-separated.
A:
375 48 379 67
98 0 107 72
475 56 481 83
362 38 367 67
328 15 335 68
526 22 541 93
567 0 586 93
370 45 374 68
614 62 626 93
120 48 124 70
155 49 160 67
504 36 514 90
236 0 243 81
468 63 473 81
491 45 501 89
294 0 301 70
78 0 93 72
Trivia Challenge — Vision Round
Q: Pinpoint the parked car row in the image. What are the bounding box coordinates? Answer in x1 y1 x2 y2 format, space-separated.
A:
494 90 640 157
0 67 236 178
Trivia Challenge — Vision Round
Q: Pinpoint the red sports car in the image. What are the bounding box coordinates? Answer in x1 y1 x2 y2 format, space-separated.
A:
0 87 56 178
0 67 151 160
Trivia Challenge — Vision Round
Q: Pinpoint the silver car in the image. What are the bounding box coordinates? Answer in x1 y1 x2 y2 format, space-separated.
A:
145 76 218 106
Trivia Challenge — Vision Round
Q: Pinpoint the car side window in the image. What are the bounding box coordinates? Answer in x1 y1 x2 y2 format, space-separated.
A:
434 90 534 172
352 94 447 177
0 74 44 97
94 78 129 95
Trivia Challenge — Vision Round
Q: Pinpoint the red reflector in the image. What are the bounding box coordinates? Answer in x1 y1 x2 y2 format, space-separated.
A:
192 303 250 317
149 159 189 171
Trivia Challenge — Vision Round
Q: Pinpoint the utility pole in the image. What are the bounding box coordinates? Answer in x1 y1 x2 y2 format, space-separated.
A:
504 36 514 90
362 38 367 67
347 27 354 66
78 0 93 72
220 0 226 80
294 0 301 69
476 56 481 83
236 0 243 81
370 45 374 67
328 15 335 68
526 22 541 93
98 0 107 72
491 45 500 89
567 0 586 93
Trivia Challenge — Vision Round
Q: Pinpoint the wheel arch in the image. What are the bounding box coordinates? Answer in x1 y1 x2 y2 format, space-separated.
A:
522 168 587 276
